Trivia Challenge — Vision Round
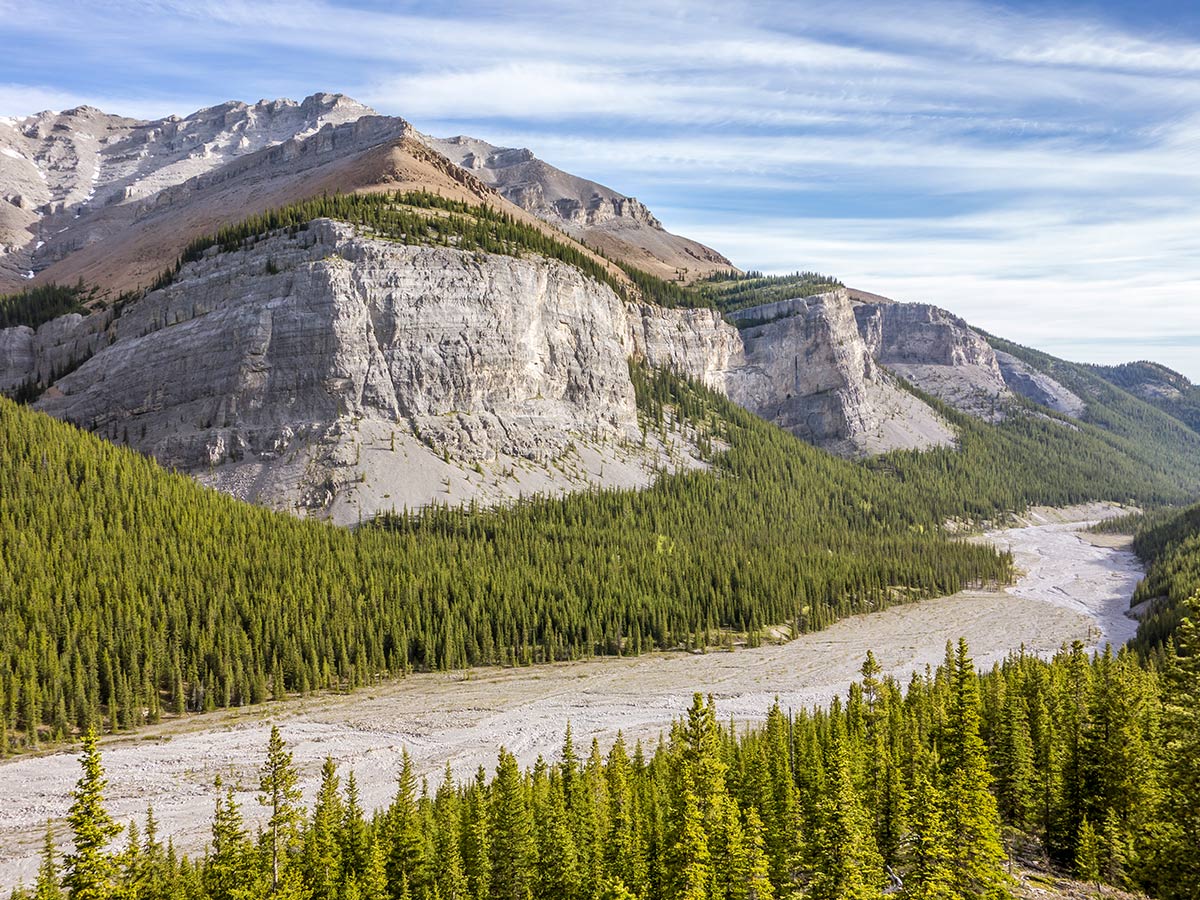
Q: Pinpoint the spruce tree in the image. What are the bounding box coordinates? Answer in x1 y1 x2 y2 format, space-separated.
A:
1074 818 1099 887
489 749 535 900
667 779 712 900
34 822 63 900
901 760 955 900
63 729 122 900
741 808 774 900
941 640 1007 899
388 749 426 897
806 728 883 900
1145 605 1200 898
206 779 253 900
306 757 344 899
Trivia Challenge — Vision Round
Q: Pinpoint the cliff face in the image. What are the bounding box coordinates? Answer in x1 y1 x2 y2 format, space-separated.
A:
728 292 955 454
29 221 701 521
0 310 112 395
854 301 1012 420
2 219 1089 520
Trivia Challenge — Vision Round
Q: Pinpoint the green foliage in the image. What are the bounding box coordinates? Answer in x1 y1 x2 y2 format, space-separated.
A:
0 282 93 330
259 724 303 890
5 347 1200 751
1089 361 1200 436
63 730 122 900
1124 501 1200 651
984 335 1200 501
1139 601 1200 898
34 635 1200 898
692 270 844 315
0 365 1021 748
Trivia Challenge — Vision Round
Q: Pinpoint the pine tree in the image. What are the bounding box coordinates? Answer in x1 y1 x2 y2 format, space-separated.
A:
387 749 426 897
433 764 469 900
361 836 389 900
306 757 344 899
992 679 1034 831
901 761 955 900
533 773 579 900
342 771 370 881
806 728 883 900
667 779 712 900
206 779 253 900
1144 605 1200 898
63 729 122 900
741 808 774 900
709 794 749 900
461 772 492 900
1075 818 1099 887
258 725 303 891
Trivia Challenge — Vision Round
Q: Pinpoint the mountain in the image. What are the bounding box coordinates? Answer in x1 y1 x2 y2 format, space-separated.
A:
421 133 735 280
3 93 1200 523
1089 360 1200 435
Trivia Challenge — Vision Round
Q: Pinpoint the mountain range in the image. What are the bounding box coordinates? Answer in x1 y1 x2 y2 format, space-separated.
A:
3 92 1200 524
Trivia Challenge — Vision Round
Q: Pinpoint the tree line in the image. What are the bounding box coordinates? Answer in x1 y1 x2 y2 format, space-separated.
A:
16 628 1200 900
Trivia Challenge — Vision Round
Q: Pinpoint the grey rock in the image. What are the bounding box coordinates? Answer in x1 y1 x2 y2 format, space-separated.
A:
854 301 1011 419
994 350 1085 417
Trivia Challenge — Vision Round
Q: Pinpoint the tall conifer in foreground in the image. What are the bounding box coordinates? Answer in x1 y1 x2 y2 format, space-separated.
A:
1144 602 1200 898
942 640 1008 899
63 729 121 900
258 725 302 891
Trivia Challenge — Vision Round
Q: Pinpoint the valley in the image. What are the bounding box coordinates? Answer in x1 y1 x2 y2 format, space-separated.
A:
3 84 1200 900
0 503 1140 891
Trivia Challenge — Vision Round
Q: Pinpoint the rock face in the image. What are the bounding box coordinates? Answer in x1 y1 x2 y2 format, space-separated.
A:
728 292 955 454
10 222 958 519
25 222 733 522
2 207 1105 521
854 301 1012 419
994 350 1085 417
628 304 744 394
0 310 112 395
0 95 374 288
35 222 641 486
0 94 731 294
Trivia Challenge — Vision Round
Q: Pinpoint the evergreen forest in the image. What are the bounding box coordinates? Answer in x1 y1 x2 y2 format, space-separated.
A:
14 631 1200 900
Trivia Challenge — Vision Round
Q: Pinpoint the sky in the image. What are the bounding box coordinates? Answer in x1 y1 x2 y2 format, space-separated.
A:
2 0 1199 377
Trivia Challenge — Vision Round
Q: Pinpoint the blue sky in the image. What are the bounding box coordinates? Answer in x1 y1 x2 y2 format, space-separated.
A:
3 0 1199 377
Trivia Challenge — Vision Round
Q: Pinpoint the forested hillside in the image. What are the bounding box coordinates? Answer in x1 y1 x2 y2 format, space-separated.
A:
0 367 1011 752
985 336 1200 497
1116 501 1200 652
4 352 1200 752
19 635 1200 900
1089 360 1200 436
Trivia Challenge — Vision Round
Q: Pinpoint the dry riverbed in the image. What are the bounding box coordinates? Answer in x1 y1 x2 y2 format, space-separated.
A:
0 503 1143 889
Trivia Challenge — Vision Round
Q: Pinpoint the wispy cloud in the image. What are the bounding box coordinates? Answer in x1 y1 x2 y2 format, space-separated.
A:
2 0 1198 376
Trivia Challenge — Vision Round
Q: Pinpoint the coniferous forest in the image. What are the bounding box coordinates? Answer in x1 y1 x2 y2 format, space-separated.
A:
14 631 1200 900
8 349 1200 753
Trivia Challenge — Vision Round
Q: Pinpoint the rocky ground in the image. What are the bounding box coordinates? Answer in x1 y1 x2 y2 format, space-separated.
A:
0 503 1143 891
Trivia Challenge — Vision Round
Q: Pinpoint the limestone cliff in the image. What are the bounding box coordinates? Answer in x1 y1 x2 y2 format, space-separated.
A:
728 292 955 454
27 221 712 522
2 217 1098 521
853 301 1012 420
